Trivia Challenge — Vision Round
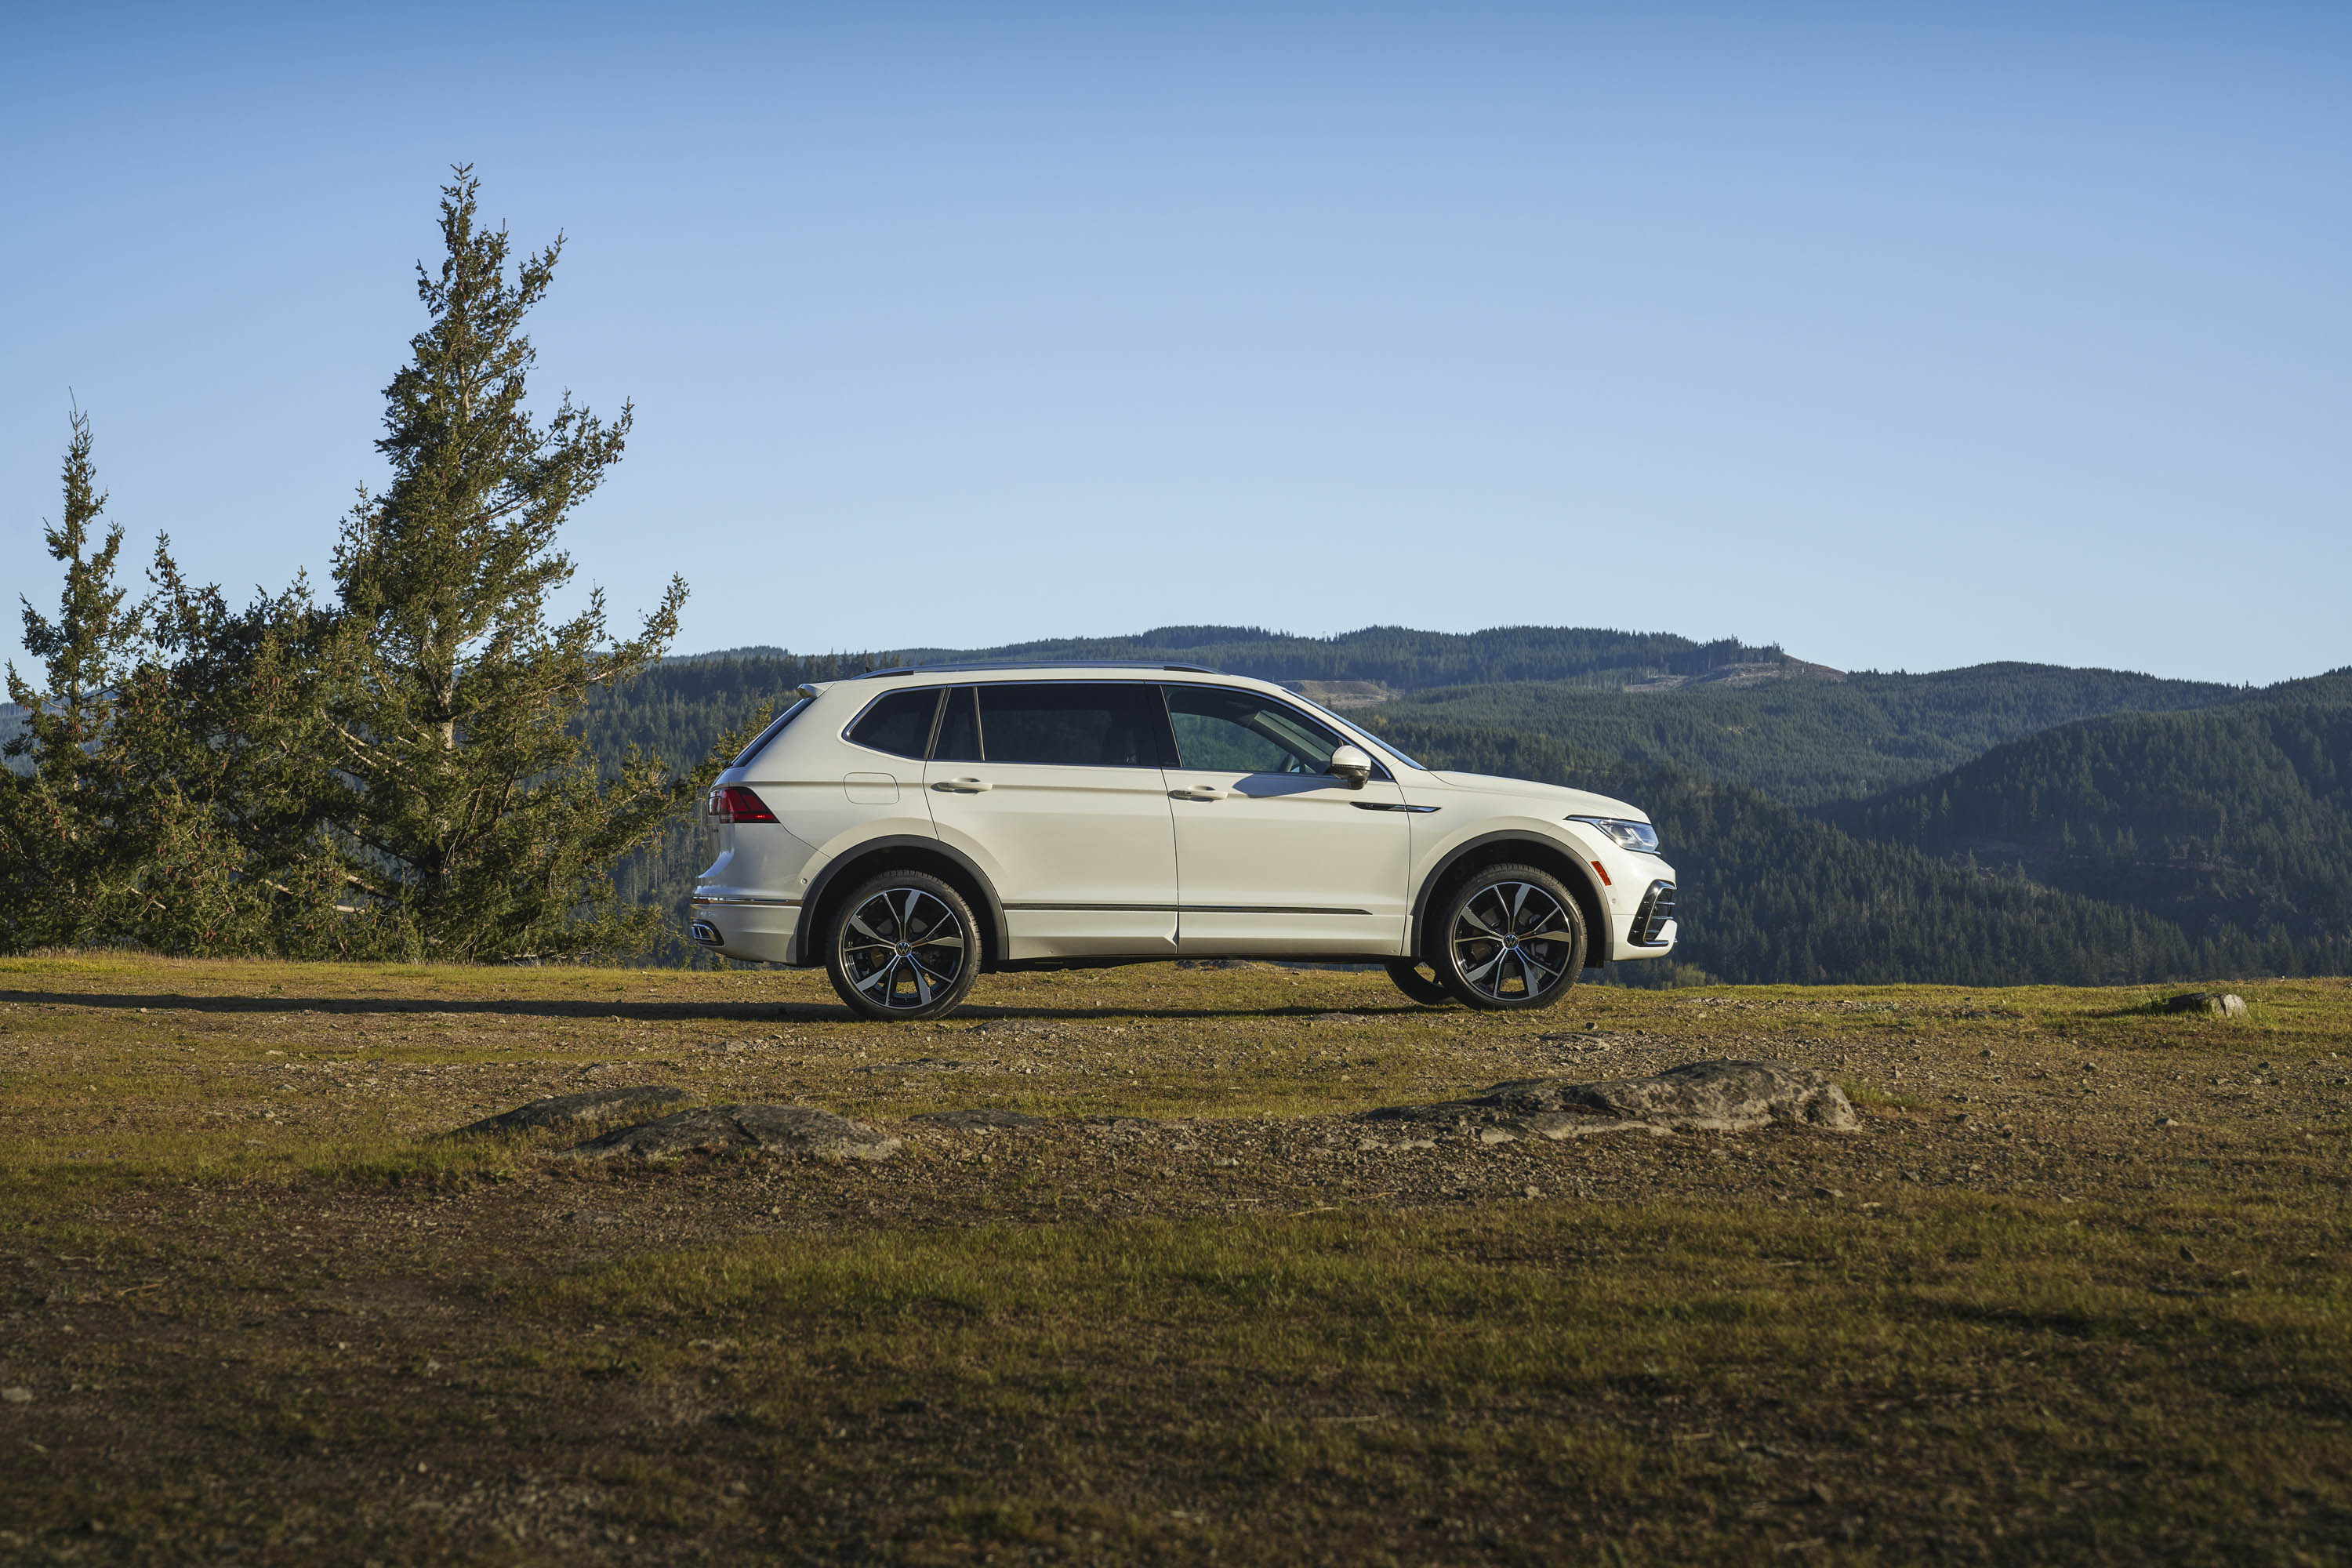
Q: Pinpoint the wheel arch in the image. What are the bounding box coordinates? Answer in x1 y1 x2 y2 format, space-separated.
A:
1409 831 1613 966
793 836 1008 971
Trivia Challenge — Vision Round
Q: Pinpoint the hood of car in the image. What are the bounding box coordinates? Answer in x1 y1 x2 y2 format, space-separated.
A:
1421 770 1651 823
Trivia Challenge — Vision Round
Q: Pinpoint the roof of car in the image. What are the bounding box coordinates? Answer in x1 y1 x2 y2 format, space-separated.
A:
851 660 1225 680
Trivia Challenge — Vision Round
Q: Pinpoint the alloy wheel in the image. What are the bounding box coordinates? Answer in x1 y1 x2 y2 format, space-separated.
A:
837 887 967 1011
1447 879 1578 1004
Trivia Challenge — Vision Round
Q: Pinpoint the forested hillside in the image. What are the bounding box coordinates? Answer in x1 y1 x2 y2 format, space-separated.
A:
1364 717 2299 986
1837 695 2352 959
1377 665 2245 804
697 624 1788 691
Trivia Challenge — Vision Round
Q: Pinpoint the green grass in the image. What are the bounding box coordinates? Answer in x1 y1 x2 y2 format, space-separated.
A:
2 958 2350 1563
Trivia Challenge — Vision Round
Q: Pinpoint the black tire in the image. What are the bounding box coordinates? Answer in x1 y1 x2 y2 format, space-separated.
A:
1428 863 1586 1011
1383 959 1453 1006
824 870 982 1022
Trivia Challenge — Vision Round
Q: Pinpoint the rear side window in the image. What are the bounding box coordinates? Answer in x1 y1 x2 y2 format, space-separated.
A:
846 688 941 759
975 683 1166 768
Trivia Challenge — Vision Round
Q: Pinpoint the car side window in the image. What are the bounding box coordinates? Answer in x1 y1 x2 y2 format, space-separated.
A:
845 688 941 759
975 683 1164 768
1162 685 1346 775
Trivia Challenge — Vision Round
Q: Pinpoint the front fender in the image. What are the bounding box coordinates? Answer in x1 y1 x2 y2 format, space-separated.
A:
1409 819 1620 964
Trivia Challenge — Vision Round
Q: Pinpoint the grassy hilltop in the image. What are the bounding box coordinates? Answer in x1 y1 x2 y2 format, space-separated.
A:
4 956 2348 1563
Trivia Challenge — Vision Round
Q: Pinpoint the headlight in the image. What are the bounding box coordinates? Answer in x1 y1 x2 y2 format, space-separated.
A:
1569 816 1661 855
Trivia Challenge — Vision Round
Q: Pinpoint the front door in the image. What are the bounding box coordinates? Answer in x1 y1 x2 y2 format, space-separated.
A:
1160 684 1411 956
922 681 1180 959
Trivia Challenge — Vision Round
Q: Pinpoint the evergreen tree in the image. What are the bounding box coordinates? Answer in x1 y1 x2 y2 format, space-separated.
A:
0 410 338 956
0 407 145 948
316 168 703 961
108 546 347 956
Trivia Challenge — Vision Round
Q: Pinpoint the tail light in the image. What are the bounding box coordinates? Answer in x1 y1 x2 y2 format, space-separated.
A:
708 786 777 824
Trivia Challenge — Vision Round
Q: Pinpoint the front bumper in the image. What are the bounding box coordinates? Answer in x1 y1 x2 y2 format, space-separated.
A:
1611 877 1678 960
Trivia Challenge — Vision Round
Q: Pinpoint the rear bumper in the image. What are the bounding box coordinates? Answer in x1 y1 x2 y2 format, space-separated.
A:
688 895 803 964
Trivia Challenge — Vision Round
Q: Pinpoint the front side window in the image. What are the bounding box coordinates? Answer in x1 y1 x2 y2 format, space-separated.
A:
846 688 941 759
1163 685 1355 775
975 682 1165 768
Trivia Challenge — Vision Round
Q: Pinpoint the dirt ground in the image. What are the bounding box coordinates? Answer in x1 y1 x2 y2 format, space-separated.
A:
2 957 2348 1565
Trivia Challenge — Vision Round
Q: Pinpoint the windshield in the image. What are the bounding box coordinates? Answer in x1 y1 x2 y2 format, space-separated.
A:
730 696 811 768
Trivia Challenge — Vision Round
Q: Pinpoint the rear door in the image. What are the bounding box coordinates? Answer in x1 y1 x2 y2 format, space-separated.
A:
1160 684 1412 956
922 681 1181 958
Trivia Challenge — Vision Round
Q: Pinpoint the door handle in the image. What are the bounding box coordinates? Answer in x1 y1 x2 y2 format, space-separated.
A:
934 777 993 793
1171 785 1230 801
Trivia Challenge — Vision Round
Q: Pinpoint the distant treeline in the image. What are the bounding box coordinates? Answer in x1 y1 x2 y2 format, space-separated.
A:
1838 697 2352 953
696 626 1790 692
1378 664 2250 806
1368 717 2352 986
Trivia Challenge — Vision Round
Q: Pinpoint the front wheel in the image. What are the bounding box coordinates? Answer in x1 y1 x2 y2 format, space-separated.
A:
1429 864 1586 1011
824 871 981 1022
1383 959 1453 1006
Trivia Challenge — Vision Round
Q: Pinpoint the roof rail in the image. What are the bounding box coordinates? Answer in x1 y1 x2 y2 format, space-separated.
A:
853 659 1222 679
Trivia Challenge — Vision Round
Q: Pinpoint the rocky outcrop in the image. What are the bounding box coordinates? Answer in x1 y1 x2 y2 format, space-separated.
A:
1362 1060 1859 1141
2165 992 2248 1018
452 1086 687 1137
563 1104 900 1161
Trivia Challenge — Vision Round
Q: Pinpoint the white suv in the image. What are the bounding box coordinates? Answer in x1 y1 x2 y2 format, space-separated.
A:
691 663 1678 1020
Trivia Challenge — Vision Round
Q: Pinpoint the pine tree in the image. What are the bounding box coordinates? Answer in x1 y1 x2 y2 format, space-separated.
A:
316 168 707 961
0 406 145 949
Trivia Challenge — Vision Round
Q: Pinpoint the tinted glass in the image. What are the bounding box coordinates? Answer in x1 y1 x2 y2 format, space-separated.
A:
846 688 940 759
934 686 982 762
1163 685 1341 775
976 683 1164 767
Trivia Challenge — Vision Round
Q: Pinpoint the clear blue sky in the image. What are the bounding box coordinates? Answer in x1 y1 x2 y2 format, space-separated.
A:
5 2 2347 685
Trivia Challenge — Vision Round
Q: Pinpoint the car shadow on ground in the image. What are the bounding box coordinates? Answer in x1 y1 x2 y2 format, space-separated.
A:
0 989 1441 1024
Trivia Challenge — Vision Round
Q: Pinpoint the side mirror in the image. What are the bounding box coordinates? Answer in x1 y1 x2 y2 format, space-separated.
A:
1327 744 1372 790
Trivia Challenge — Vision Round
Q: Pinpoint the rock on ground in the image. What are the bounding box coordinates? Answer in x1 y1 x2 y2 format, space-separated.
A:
1363 1059 1859 1140
2166 992 2249 1018
907 1108 1044 1130
452 1086 688 1137
563 1104 900 1161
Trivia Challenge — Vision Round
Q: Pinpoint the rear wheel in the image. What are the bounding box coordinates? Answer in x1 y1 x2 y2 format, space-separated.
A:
1383 959 1453 1006
1430 863 1585 1011
824 871 981 1022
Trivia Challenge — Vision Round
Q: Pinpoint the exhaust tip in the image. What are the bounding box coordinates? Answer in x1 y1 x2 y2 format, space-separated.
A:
688 921 724 947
